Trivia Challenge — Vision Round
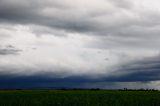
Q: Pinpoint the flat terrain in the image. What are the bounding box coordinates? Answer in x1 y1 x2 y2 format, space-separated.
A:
0 90 160 106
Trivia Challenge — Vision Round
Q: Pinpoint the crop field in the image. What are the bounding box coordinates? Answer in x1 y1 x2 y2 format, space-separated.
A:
0 90 160 106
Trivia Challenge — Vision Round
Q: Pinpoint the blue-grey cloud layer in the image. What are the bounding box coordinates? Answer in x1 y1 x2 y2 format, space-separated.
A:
0 54 160 89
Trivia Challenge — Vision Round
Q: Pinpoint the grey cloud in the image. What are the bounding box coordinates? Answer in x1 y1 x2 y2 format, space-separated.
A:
0 50 160 89
104 55 160 82
0 0 159 51
1 51 160 82
0 0 154 37
109 0 134 9
0 0 96 34
0 45 22 55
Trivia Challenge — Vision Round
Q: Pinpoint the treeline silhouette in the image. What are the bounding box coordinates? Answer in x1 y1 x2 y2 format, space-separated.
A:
59 88 159 91
119 88 158 91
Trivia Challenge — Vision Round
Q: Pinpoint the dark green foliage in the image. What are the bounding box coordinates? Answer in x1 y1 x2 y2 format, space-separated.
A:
0 90 159 106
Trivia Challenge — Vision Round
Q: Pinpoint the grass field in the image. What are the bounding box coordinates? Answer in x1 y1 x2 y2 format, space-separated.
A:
0 90 160 106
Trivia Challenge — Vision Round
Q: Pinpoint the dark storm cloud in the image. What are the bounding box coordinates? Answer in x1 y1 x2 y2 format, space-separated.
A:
0 0 160 38
0 74 99 89
102 55 160 82
0 0 146 36
0 0 93 33
0 45 22 55
0 54 160 89
0 50 160 84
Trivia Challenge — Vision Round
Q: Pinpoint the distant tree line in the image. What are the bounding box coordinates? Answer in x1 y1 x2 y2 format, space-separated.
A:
118 88 158 91
59 88 159 91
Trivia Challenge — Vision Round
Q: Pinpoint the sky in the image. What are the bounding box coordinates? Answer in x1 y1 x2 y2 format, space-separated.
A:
0 0 160 89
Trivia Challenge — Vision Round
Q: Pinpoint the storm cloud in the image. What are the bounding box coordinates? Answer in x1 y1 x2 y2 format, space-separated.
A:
0 0 160 89
0 0 160 36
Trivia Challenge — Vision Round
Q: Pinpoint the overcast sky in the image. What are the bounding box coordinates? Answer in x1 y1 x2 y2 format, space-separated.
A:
0 0 160 89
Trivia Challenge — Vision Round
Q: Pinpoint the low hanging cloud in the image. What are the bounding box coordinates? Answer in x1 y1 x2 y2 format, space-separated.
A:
0 45 22 55
113 55 160 82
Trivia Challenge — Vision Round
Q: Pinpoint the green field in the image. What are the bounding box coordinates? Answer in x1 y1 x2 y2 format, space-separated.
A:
0 90 160 106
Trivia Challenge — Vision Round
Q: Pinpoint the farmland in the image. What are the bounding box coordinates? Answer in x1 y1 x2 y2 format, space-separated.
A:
0 90 160 106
